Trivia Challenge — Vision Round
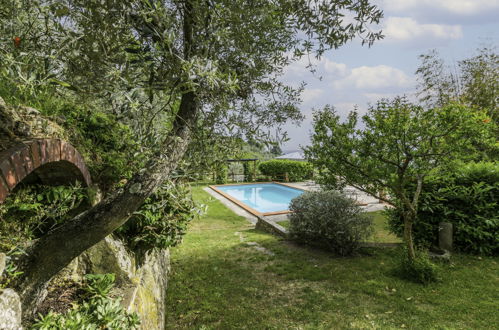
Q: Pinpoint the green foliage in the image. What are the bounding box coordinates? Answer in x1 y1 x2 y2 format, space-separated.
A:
32 273 140 329
307 99 494 194
116 182 200 257
62 108 144 191
388 162 499 255
396 249 439 284
0 247 25 289
242 162 256 182
258 159 313 182
417 47 498 124
0 184 88 252
306 98 496 261
83 274 115 298
214 164 228 184
288 191 373 256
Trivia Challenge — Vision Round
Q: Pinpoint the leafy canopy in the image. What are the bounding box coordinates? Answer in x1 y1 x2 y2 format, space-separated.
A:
306 97 494 205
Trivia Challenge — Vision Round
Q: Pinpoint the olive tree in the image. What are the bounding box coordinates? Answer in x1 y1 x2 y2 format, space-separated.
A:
5 0 384 314
306 98 494 261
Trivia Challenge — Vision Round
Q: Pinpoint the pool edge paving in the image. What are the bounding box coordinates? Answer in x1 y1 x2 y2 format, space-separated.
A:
209 182 305 217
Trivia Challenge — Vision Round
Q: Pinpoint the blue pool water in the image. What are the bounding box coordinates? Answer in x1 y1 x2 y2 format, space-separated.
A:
215 183 304 213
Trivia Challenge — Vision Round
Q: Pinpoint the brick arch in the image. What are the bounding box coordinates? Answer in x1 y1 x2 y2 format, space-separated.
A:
0 139 91 203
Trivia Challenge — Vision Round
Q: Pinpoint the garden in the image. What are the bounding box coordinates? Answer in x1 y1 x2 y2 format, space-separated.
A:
0 1 497 329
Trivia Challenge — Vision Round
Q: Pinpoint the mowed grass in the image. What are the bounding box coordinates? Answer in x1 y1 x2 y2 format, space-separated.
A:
165 186 499 329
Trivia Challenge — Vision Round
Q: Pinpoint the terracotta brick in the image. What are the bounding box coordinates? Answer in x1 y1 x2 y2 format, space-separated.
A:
38 140 49 165
46 139 61 162
0 158 16 190
29 141 42 168
61 141 76 163
21 147 34 174
0 177 9 203
11 151 27 182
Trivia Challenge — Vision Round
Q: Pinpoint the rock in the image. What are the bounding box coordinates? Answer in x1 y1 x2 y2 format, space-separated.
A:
0 96 6 108
132 249 170 330
58 236 170 329
438 222 453 252
0 289 23 329
0 253 5 277
429 249 451 263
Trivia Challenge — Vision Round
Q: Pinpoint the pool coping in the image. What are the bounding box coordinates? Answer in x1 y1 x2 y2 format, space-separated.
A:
209 182 305 217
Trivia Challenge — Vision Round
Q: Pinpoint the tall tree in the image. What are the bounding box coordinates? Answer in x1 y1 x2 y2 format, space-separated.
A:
416 47 498 124
7 0 384 313
306 98 494 261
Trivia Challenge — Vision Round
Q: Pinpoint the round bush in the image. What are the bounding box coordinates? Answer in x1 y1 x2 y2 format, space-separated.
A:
288 190 373 255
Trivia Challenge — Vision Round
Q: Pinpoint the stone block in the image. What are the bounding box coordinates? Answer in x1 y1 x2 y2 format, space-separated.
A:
0 289 22 330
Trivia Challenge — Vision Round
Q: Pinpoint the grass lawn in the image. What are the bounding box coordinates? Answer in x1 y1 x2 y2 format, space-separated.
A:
165 186 499 329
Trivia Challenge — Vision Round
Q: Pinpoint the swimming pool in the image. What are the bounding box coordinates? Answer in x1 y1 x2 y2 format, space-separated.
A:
210 183 304 216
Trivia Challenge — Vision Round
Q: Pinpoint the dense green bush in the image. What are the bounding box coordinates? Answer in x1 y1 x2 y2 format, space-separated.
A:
258 159 313 182
396 248 440 284
214 164 228 184
0 184 89 252
288 191 373 255
0 80 144 191
65 109 144 191
32 274 140 329
116 181 201 258
387 162 499 255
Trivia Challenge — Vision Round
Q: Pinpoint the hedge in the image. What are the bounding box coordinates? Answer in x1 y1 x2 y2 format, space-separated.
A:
387 162 499 255
258 159 313 182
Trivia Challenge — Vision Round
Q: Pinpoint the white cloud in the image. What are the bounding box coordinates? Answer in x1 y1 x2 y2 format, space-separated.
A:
284 56 349 79
333 65 414 90
380 0 499 16
383 17 462 42
323 60 348 77
301 88 324 105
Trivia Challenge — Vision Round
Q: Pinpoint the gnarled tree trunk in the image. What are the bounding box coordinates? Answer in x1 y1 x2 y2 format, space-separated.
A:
15 90 198 318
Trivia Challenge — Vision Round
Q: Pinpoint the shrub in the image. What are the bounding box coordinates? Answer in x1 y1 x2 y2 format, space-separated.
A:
0 184 89 252
214 164 228 184
396 248 439 284
56 106 144 191
288 190 373 255
387 162 499 255
32 273 140 329
258 159 313 182
116 181 201 259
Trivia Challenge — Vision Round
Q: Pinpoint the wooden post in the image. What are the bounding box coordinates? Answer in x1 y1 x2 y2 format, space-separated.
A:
253 160 257 182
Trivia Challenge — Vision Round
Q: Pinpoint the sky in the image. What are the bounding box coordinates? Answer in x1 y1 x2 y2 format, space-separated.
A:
279 0 499 153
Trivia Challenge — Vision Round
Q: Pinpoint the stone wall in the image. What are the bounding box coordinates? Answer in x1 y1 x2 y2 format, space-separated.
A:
64 236 170 330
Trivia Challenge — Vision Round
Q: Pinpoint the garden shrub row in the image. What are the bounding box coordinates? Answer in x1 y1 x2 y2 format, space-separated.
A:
258 159 313 182
387 162 498 255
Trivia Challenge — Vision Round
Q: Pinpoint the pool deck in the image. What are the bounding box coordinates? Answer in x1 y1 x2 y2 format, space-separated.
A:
204 181 388 225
